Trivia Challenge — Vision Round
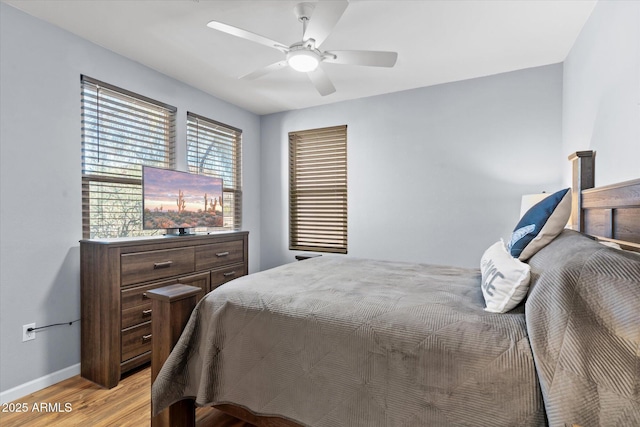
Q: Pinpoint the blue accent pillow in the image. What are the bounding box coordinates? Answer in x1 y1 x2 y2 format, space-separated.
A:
508 188 572 260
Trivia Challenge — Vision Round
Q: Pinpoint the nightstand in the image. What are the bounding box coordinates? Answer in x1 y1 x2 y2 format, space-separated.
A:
295 254 322 261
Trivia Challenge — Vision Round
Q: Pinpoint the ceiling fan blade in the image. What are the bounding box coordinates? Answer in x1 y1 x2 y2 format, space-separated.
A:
324 50 398 67
303 1 348 48
307 67 336 96
207 20 288 52
239 61 288 80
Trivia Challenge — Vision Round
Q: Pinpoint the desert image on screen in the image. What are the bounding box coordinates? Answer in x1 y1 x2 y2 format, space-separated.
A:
143 167 223 229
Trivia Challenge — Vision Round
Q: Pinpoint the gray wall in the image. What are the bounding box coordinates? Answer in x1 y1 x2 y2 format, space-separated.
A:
563 0 640 186
0 3 261 394
260 64 564 270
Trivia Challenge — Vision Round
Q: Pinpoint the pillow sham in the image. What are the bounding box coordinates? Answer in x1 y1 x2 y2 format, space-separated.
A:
481 240 531 313
508 188 571 261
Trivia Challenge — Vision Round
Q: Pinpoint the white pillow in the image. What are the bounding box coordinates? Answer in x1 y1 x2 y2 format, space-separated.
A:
481 240 531 313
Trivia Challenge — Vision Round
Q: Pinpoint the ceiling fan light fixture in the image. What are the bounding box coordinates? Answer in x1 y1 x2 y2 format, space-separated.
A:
287 49 320 72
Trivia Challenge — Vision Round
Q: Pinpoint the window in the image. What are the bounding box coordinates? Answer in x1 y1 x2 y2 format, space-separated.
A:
289 125 347 253
81 76 176 239
186 112 242 231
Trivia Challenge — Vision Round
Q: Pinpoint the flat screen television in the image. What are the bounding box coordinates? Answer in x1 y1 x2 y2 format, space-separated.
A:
142 166 223 235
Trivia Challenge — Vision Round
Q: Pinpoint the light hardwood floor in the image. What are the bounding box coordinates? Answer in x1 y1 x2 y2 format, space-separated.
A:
0 367 252 427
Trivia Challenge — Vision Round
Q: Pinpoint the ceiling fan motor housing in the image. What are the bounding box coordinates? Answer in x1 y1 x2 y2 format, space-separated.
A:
294 2 316 23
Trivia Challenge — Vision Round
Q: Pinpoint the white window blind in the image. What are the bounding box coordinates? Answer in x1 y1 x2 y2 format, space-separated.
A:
187 112 242 231
81 75 176 238
289 125 347 253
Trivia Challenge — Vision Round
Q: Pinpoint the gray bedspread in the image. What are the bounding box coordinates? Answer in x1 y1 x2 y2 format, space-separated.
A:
153 256 545 426
525 230 640 426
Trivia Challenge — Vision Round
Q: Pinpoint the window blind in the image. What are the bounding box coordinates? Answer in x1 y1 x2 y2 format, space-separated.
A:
81 75 176 238
186 112 242 231
289 125 347 253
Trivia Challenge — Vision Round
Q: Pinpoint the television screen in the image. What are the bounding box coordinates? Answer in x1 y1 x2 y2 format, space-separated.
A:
143 166 223 231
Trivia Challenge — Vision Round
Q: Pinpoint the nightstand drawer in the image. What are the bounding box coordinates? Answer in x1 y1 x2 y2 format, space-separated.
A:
121 247 195 286
121 322 151 362
195 240 244 270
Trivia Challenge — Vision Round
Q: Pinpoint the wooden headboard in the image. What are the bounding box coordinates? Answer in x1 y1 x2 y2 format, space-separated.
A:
569 151 640 252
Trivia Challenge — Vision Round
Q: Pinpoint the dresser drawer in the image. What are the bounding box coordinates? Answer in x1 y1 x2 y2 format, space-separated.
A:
121 303 153 330
211 263 246 290
121 247 194 286
195 240 244 270
121 322 151 362
121 279 174 311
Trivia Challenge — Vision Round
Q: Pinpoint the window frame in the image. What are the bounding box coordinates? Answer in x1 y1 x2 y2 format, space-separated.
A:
81 75 176 239
289 125 348 254
186 111 243 231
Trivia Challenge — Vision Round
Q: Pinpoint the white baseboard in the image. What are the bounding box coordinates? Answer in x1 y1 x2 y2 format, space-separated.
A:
0 363 80 404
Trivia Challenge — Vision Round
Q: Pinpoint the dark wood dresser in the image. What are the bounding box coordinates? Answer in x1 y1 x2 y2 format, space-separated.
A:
80 231 248 389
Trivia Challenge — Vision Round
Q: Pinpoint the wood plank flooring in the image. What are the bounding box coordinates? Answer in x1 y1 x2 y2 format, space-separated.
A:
0 367 253 427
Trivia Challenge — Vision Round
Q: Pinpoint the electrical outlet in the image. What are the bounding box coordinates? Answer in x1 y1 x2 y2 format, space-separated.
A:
22 323 36 342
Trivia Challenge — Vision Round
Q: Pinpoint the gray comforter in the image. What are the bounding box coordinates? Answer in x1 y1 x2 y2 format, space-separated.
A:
153 257 545 425
525 230 640 426
152 230 640 426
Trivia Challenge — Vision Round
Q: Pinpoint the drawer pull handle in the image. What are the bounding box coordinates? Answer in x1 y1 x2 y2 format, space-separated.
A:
142 293 149 299
142 334 152 342
216 251 230 257
153 261 173 269
142 309 152 317
223 271 236 277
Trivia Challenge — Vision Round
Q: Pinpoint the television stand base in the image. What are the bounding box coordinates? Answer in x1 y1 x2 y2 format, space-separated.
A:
164 228 194 236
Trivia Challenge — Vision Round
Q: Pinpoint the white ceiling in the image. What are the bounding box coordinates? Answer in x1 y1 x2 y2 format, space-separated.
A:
3 0 596 115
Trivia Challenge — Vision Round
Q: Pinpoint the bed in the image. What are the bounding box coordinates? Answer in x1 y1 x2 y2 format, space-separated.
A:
149 151 640 427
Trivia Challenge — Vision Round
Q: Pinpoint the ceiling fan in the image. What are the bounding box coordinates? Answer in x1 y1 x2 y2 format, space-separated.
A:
206 1 398 96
